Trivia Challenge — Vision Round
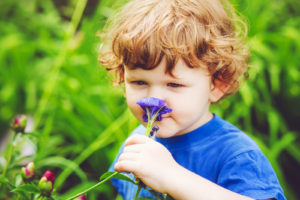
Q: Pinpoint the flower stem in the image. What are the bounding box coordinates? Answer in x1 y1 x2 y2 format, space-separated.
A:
145 108 152 136
145 106 166 137
65 172 118 200
134 183 142 200
132 104 167 199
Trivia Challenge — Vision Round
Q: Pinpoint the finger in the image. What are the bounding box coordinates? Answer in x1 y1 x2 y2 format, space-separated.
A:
114 160 137 174
123 144 144 153
125 134 150 146
118 152 139 162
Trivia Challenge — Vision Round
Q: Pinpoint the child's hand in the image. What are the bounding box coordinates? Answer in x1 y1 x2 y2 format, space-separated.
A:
114 134 179 193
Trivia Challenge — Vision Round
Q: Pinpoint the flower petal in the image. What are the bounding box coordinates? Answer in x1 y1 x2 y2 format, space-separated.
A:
136 97 172 122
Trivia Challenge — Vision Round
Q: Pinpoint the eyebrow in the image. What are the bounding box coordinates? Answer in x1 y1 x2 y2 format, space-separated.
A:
124 74 144 83
124 68 191 85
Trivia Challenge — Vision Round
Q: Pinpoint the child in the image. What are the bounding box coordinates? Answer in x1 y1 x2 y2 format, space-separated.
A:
99 0 286 199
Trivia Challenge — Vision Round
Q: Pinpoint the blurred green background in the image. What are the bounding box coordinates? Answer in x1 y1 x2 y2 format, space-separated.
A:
0 0 299 199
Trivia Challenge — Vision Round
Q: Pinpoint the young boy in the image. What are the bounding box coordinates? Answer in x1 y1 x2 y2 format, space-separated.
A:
99 0 286 199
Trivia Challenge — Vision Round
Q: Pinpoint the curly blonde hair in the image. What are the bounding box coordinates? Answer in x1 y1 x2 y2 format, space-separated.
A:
99 0 249 99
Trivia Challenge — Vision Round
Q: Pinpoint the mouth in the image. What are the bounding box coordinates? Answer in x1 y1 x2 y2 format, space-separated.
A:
162 115 171 119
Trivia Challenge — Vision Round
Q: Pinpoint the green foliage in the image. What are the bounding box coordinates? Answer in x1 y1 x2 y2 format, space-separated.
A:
100 172 135 185
0 0 299 199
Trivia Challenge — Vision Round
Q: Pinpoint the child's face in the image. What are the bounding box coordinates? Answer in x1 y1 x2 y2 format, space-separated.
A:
124 59 214 138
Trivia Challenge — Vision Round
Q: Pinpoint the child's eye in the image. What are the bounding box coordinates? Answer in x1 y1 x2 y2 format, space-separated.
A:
132 80 147 85
167 83 183 88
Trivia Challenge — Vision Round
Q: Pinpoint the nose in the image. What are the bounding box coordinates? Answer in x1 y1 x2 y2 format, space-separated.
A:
147 85 166 100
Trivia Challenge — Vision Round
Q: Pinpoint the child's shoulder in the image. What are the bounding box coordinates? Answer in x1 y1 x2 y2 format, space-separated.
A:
213 115 262 158
217 116 258 147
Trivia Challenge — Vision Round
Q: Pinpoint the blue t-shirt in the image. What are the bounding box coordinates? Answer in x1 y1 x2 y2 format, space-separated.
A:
109 114 286 200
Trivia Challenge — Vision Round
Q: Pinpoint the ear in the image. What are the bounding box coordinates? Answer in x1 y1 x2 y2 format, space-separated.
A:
209 79 230 103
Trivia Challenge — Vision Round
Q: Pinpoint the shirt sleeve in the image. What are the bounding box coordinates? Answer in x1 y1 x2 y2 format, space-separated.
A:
217 150 286 200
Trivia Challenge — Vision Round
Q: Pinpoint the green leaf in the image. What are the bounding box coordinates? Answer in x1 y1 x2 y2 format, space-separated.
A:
239 83 253 106
136 197 156 200
287 143 300 165
0 175 15 190
36 156 88 182
148 190 164 200
13 191 30 200
270 132 296 160
0 175 8 184
12 173 23 187
11 184 39 194
55 109 130 189
267 109 280 146
100 171 136 184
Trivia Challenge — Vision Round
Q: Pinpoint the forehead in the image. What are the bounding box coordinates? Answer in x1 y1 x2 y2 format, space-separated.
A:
125 58 210 81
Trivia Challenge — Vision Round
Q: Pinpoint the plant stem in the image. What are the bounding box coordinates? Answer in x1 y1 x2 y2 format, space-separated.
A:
65 171 118 200
134 183 142 200
2 132 16 177
145 108 152 136
133 105 165 199
144 106 164 137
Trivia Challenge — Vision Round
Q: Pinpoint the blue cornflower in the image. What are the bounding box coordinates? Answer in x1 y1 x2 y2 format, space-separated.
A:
149 126 159 139
136 97 172 122
136 97 172 137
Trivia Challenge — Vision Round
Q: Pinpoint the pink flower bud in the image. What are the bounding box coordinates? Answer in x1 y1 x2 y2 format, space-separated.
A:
11 114 27 133
38 170 55 195
42 170 55 183
75 195 87 200
21 162 35 179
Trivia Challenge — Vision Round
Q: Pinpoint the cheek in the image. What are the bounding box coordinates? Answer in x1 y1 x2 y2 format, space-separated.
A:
127 98 144 124
166 96 189 120
125 89 144 122
169 90 209 118
125 85 138 105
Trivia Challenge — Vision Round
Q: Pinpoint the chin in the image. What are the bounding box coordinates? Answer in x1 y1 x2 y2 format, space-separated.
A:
155 128 178 138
